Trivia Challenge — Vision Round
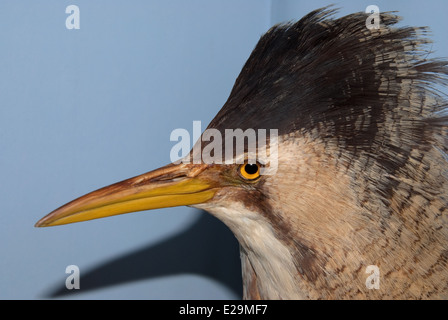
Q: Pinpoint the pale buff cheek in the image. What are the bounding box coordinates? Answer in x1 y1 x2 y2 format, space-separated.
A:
265 137 361 239
194 136 363 299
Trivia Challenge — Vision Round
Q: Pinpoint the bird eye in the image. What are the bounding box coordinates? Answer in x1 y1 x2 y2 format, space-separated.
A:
239 163 261 180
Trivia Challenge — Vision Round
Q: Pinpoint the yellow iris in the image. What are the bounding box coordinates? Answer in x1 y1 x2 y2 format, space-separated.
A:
239 163 261 180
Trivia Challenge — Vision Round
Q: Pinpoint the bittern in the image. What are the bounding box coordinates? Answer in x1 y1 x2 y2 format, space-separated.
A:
36 8 448 299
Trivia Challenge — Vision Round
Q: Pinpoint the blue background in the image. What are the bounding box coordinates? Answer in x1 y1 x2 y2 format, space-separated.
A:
0 0 446 299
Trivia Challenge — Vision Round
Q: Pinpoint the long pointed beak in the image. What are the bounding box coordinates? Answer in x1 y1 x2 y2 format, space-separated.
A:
35 163 217 227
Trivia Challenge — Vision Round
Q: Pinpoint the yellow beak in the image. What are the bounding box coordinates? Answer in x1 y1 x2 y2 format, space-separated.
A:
35 163 217 227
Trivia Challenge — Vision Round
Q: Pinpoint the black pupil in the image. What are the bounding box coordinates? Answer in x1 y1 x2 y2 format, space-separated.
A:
245 164 259 175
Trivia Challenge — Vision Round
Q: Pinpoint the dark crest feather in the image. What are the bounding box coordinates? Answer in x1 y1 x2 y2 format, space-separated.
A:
208 7 448 152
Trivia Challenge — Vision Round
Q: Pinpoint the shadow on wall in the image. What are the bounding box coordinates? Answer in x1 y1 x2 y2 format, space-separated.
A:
44 211 242 299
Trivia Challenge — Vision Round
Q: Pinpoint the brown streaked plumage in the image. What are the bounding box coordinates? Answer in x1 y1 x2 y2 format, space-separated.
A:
36 8 448 299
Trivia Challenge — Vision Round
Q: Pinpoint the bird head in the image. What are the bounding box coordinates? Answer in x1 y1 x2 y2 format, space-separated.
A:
36 8 448 299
